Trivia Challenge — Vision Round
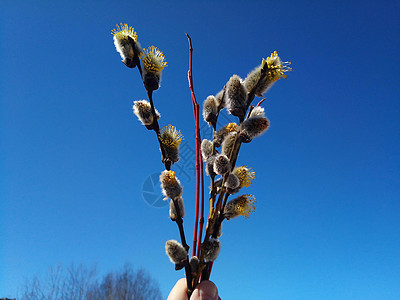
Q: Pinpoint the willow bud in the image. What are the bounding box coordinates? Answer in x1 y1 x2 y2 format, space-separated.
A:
223 194 256 219
213 123 238 148
213 154 231 175
232 166 256 188
165 240 187 264
159 125 183 164
160 170 183 200
189 256 199 277
111 23 142 68
203 95 218 125
239 116 269 143
225 75 248 119
205 155 217 176
201 139 213 161
169 197 185 220
141 46 167 91
133 100 160 126
244 51 291 96
221 132 237 157
224 173 240 191
203 238 221 262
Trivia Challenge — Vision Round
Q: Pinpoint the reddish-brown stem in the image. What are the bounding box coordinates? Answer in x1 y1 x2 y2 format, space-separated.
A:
186 33 203 258
192 103 200 257
197 114 205 258
193 103 201 256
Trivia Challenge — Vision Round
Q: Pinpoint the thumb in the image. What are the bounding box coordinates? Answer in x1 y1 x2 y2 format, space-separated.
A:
190 280 219 300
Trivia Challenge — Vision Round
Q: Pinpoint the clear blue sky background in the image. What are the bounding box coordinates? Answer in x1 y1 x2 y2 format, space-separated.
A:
1 0 399 299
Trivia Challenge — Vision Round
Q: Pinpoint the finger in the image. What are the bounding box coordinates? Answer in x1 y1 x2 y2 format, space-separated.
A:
167 278 188 300
190 280 219 300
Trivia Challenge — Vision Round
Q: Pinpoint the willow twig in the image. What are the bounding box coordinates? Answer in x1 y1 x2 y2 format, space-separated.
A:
197 152 205 258
172 199 193 296
146 90 171 171
186 33 204 259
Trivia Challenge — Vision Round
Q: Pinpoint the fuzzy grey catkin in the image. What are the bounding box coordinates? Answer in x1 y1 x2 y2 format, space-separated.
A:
221 132 238 157
232 166 256 188
133 100 160 126
213 123 238 147
225 75 248 119
160 170 183 200
169 197 185 220
239 116 270 143
113 35 142 69
205 155 217 176
141 46 167 91
223 194 256 219
249 106 265 118
213 154 231 175
202 96 218 124
201 139 213 161
165 240 188 264
223 198 241 220
244 64 277 97
189 256 199 276
159 125 183 164
203 238 221 262
225 172 241 194
224 173 240 190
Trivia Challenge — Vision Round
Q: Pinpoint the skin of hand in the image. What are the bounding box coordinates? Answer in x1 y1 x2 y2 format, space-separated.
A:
168 278 220 300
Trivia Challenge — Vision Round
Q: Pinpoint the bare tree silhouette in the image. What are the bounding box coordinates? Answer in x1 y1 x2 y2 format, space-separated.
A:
19 263 162 300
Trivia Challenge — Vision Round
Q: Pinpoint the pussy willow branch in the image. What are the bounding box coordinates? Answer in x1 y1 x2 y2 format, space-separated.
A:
193 111 200 257
186 32 199 257
185 33 205 259
136 64 192 294
197 69 268 281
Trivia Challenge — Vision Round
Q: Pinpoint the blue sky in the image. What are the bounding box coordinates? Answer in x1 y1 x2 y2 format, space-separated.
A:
1 0 399 299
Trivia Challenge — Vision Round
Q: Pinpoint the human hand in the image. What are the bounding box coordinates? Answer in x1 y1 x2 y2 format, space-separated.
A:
167 278 220 300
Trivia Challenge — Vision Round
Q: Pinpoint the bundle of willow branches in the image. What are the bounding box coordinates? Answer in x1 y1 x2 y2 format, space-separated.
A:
111 23 291 297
